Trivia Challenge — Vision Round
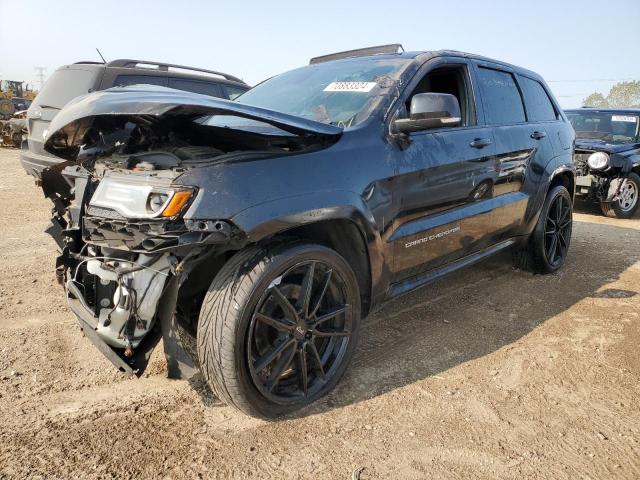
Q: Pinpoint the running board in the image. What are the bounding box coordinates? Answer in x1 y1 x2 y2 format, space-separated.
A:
388 239 516 298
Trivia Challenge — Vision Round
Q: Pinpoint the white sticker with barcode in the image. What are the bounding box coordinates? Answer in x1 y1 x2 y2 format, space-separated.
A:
611 115 637 123
323 82 377 93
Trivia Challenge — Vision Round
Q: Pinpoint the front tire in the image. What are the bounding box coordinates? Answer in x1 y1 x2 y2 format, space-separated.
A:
197 242 361 419
600 172 640 219
513 185 573 274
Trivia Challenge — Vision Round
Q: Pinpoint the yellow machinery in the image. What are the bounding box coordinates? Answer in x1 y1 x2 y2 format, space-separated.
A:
0 80 37 119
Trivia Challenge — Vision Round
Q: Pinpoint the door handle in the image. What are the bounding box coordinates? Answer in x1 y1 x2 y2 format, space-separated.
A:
531 131 547 140
470 138 492 149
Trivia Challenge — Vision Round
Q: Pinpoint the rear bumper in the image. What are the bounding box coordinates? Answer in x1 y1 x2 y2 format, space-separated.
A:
20 144 63 178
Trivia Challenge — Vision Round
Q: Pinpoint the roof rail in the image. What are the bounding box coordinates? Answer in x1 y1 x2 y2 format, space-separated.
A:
309 44 404 65
105 59 245 84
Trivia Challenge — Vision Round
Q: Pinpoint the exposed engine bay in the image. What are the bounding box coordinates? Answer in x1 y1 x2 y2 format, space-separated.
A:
52 162 233 375
68 250 172 349
45 140 248 375
38 86 342 376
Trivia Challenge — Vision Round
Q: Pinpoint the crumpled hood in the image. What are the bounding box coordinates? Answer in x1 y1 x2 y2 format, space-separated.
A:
44 85 342 160
575 138 640 155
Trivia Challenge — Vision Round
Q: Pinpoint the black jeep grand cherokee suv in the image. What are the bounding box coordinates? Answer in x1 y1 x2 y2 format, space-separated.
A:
39 45 575 418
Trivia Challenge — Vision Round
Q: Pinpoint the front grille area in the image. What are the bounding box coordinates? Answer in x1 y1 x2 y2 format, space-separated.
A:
83 216 182 251
573 149 595 176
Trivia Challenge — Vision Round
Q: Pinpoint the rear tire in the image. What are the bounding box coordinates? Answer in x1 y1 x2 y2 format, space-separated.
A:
0 99 14 120
600 173 640 219
513 185 572 274
197 241 361 419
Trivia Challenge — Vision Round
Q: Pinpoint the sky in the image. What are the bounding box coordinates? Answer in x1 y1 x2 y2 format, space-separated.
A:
1 0 639 108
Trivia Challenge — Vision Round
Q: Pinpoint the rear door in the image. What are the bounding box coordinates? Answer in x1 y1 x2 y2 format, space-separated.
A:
167 77 224 98
472 62 554 241
517 74 570 159
112 74 168 88
222 83 250 100
111 74 232 99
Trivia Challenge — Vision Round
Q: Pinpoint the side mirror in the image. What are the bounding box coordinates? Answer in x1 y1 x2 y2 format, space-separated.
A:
394 93 461 134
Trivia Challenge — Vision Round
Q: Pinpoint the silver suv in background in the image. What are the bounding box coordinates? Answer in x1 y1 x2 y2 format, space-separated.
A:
21 59 249 177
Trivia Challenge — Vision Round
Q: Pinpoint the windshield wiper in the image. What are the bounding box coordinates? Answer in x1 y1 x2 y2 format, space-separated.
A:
38 104 61 110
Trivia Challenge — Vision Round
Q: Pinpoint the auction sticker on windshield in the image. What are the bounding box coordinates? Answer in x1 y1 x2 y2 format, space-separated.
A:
612 115 638 123
324 82 377 93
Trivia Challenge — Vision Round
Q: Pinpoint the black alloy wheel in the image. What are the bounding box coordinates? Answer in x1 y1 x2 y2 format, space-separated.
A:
197 242 360 418
247 260 353 403
544 193 572 268
512 184 572 274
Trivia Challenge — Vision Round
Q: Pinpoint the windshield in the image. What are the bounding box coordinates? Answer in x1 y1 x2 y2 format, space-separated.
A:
567 111 640 143
231 58 410 128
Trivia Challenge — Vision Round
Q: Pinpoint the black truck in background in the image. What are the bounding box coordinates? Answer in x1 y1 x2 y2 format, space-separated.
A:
566 108 640 218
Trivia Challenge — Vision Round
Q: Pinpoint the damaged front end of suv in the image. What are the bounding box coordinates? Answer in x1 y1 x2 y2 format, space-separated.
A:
566 109 640 218
41 85 341 377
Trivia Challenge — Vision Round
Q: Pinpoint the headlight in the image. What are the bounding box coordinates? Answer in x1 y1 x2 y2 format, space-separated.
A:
587 152 609 170
147 192 169 213
89 176 194 219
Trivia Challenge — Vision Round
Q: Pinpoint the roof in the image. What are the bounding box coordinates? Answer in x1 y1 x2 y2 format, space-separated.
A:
70 59 246 86
307 47 543 81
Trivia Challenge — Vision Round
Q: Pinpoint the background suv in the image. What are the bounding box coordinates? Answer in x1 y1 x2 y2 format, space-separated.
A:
21 59 249 177
566 108 640 218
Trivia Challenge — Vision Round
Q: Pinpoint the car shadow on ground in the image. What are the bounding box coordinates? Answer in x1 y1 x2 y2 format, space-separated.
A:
308 218 639 417
189 219 640 418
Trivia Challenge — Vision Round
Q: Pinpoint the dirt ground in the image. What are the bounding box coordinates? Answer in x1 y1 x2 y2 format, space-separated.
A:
0 147 639 479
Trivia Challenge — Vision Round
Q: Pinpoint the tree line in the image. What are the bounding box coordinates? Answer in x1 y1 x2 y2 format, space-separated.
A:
583 81 640 108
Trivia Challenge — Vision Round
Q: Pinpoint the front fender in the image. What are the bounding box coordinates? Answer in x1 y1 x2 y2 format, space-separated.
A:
230 190 375 242
230 190 385 299
626 153 640 171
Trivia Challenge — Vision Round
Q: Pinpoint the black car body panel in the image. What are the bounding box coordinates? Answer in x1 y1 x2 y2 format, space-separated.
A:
45 85 342 151
39 49 575 377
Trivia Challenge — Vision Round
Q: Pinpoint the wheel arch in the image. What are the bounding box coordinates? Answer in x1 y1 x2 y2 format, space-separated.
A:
230 191 383 317
522 157 576 237
176 191 382 327
548 167 576 199
267 218 372 316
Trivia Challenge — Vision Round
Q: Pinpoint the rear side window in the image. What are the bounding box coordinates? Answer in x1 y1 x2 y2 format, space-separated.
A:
519 76 557 122
477 67 525 124
168 78 222 98
115 75 168 87
223 84 249 100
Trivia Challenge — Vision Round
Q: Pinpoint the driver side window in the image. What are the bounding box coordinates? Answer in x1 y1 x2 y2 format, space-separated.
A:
405 65 475 127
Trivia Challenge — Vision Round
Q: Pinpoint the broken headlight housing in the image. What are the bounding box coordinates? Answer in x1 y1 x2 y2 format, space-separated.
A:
587 152 609 170
89 176 194 219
